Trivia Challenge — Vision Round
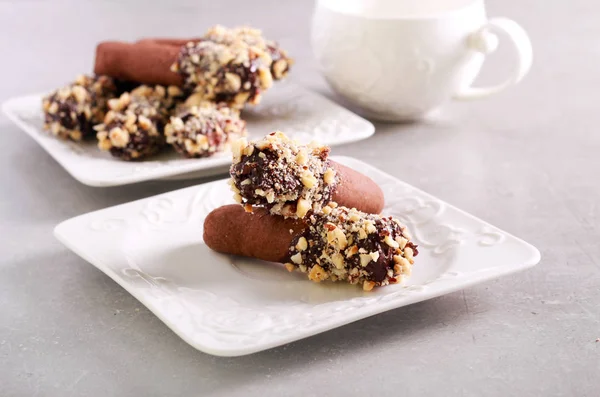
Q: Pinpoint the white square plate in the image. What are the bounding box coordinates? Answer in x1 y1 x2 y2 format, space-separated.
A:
54 156 540 356
2 83 374 186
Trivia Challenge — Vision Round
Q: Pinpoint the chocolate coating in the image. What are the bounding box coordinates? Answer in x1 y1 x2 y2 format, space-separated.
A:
95 85 183 161
202 25 293 80
42 75 117 141
234 149 303 203
172 40 273 109
288 205 418 289
229 131 336 218
97 100 166 160
229 132 385 217
165 104 246 158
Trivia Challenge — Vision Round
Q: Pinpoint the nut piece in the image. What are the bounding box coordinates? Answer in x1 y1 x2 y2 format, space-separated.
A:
109 127 130 148
300 170 317 188
290 252 303 264
393 255 411 272
308 265 328 282
323 168 336 185
234 92 250 105
358 228 368 240
326 226 348 250
384 235 400 249
346 245 358 258
349 212 360 222
70 130 82 141
363 281 375 292
257 67 273 89
359 254 373 267
231 137 248 162
167 85 183 97
284 263 295 272
71 85 88 103
74 74 87 85
242 144 254 156
397 236 408 250
365 221 377 234
295 237 308 251
296 198 311 218
224 72 242 92
331 253 345 269
265 191 275 203
138 115 152 130
295 150 308 165
47 102 59 114
97 132 112 150
272 59 288 79
119 92 132 110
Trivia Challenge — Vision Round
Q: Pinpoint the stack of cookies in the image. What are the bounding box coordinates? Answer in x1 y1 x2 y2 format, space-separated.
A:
41 25 293 161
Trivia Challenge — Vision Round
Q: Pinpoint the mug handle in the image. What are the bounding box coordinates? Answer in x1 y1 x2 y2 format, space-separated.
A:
453 18 533 100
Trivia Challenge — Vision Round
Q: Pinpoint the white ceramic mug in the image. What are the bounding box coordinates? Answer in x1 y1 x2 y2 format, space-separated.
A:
311 0 533 121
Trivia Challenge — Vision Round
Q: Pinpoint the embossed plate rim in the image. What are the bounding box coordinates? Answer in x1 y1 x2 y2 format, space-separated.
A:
2 83 375 187
53 156 540 356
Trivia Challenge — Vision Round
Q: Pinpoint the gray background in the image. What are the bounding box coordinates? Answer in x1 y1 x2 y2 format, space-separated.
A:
1 0 598 396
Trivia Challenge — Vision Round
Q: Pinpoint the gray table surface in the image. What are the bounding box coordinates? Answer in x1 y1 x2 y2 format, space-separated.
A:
1 0 598 396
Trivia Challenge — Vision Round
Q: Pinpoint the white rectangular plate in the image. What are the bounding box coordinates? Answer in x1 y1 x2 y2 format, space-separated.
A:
2 83 374 186
54 156 540 356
